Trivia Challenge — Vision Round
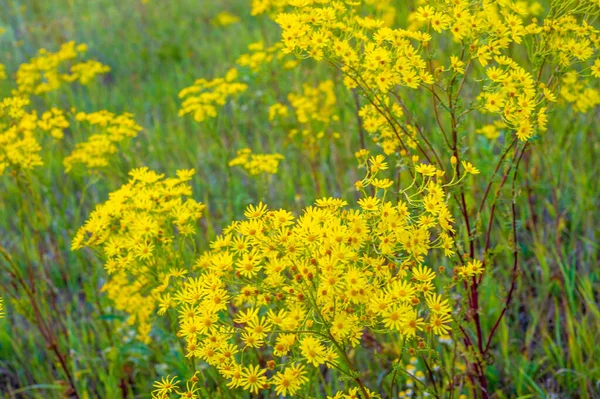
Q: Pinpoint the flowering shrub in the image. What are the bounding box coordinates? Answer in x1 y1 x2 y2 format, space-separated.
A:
269 1 600 395
2 1 600 398
148 155 460 398
0 42 139 177
0 40 142 396
276 0 599 148
72 167 205 341
148 0 600 398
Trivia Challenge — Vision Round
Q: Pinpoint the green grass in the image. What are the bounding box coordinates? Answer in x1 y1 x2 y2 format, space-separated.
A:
1 0 599 398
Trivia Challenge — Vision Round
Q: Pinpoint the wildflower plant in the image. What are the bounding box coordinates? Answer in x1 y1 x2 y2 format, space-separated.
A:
275 80 341 159
2 0 600 398
178 68 248 123
145 155 461 398
271 0 600 396
14 41 110 95
73 167 205 341
0 40 139 397
62 110 142 173
229 147 285 176
142 0 600 397
0 42 139 178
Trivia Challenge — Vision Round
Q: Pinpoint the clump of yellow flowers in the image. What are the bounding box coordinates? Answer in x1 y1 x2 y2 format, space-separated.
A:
236 41 298 72
276 0 600 145
178 68 248 122
0 41 139 176
63 110 142 173
149 155 456 398
0 98 140 176
73 167 205 342
270 80 341 161
179 40 300 126
229 148 285 176
15 41 110 95
270 1 600 396
0 95 48 175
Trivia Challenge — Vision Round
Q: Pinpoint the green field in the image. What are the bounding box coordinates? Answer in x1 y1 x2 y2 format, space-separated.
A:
1 0 599 398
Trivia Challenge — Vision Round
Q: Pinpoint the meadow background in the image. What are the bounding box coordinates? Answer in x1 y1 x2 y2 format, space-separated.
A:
1 0 599 398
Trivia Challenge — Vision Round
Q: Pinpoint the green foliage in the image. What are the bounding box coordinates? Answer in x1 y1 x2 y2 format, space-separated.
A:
0 0 599 398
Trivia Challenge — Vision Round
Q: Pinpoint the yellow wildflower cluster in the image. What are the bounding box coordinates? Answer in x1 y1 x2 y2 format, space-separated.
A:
0 96 74 175
275 0 600 144
535 9 599 68
38 108 70 139
276 2 434 85
480 64 547 141
0 96 44 175
560 71 600 113
72 167 205 270
236 41 298 72
270 80 340 159
229 148 284 176
152 155 455 397
287 80 337 125
178 68 247 122
0 42 132 176
63 110 142 173
15 41 110 95
250 0 287 16
359 102 410 155
72 167 205 341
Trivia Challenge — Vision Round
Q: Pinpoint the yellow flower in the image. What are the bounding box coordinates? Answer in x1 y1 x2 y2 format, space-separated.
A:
382 305 410 331
371 178 394 189
357 196 381 211
152 375 179 397
239 364 267 394
244 202 268 219
461 161 480 175
450 55 465 74
300 336 326 367
426 293 452 315
412 265 436 282
272 364 307 396
429 313 452 335
415 163 437 176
